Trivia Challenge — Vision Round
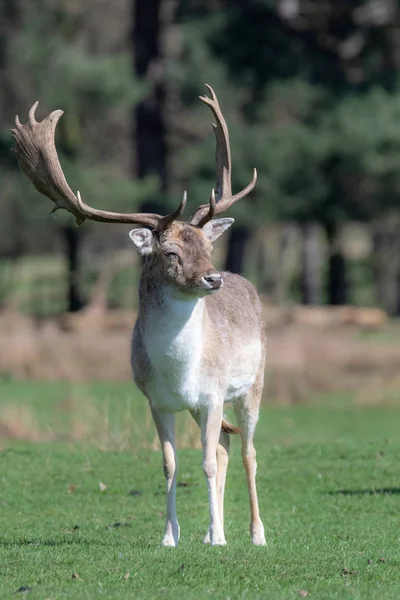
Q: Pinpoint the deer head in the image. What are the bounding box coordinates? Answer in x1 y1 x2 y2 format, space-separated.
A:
12 85 257 296
129 218 235 296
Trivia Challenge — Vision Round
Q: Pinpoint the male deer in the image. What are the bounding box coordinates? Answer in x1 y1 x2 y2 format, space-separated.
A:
12 85 266 547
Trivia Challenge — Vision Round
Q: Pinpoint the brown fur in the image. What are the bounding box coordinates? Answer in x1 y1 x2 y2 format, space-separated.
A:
131 222 266 428
130 220 267 546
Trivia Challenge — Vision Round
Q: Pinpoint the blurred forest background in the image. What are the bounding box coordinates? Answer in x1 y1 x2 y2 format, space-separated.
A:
2 0 400 402
2 0 400 315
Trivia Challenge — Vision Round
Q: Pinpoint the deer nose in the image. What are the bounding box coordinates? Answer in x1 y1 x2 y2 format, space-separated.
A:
203 272 223 289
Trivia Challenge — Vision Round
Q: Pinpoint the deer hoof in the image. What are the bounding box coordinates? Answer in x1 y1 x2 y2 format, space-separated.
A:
162 535 178 547
211 538 227 546
251 527 266 545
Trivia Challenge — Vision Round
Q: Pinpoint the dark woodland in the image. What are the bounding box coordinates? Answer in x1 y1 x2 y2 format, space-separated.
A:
1 0 400 314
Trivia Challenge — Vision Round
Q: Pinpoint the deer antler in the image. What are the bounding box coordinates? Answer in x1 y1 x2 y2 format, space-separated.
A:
11 102 186 230
190 85 257 227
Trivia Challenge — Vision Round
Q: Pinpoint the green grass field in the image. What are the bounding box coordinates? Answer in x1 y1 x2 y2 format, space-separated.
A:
0 380 399 599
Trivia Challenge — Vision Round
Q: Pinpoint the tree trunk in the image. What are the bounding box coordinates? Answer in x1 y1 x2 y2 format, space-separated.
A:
273 223 296 305
327 251 347 305
133 0 167 199
84 261 114 315
62 225 84 312
301 222 323 305
325 224 348 306
372 215 400 316
255 227 273 295
224 226 250 275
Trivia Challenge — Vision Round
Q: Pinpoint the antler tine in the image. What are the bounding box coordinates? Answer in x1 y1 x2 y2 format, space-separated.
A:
196 189 216 229
12 103 183 231
157 190 187 231
28 101 39 126
199 84 232 204
190 85 257 227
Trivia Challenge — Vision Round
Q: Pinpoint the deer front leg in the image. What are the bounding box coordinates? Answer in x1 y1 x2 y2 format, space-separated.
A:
151 408 179 547
199 404 226 546
191 412 230 544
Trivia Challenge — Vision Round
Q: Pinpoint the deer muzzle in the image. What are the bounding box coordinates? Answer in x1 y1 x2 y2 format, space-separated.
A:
201 272 223 291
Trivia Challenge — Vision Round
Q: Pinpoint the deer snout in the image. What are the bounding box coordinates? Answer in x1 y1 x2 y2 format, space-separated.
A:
202 272 223 290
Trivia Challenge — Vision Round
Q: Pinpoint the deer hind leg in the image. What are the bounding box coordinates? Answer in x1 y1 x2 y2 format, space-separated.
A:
234 389 266 546
151 407 180 547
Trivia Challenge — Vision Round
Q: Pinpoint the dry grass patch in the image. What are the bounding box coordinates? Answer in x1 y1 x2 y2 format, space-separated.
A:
1 309 400 405
0 390 202 450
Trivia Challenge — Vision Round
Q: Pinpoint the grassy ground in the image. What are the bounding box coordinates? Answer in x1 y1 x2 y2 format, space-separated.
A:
0 380 399 599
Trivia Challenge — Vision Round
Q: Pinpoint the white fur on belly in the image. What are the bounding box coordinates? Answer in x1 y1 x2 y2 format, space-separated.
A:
226 340 262 400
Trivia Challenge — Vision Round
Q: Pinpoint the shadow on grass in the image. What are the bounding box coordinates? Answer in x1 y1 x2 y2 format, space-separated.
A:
0 538 111 547
326 487 400 496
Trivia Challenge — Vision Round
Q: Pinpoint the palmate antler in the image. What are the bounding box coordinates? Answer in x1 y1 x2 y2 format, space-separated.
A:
12 86 256 230
11 102 186 230
190 85 257 228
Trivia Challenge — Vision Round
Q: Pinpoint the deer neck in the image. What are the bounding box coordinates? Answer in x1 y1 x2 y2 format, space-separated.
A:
136 260 210 412
137 259 206 360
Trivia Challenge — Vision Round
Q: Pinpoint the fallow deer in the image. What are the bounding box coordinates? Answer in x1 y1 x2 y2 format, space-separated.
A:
12 85 266 547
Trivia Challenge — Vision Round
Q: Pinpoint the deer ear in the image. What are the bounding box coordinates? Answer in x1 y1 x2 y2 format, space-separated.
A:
129 228 156 255
202 218 234 242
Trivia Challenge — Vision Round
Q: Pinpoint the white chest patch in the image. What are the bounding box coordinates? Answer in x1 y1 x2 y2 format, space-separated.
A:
138 290 262 413
142 296 207 412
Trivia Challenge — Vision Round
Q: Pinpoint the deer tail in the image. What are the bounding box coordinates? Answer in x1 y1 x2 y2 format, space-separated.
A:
221 418 241 435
